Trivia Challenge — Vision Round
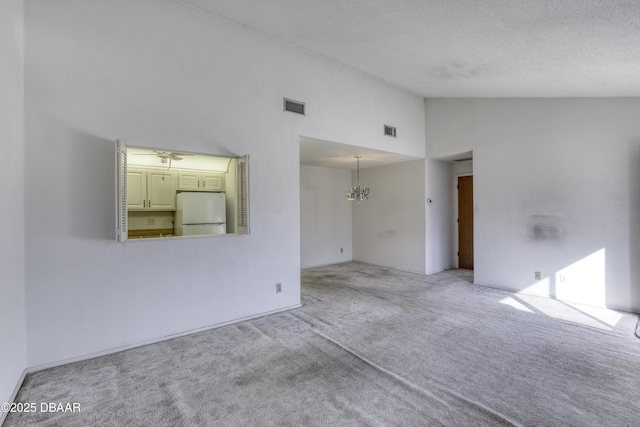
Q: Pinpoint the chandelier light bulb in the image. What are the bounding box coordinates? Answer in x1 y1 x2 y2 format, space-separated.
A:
347 156 369 203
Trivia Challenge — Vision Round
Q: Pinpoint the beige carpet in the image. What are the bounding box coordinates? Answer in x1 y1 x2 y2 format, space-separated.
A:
5 262 640 426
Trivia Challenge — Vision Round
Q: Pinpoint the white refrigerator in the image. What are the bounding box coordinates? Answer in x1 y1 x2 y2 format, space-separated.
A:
175 192 226 236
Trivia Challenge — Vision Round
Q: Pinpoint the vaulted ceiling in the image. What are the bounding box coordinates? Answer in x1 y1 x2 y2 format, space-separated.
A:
181 0 640 98
178 0 640 168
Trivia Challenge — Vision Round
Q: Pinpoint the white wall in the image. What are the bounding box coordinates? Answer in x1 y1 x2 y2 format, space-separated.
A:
24 0 426 367
0 0 25 408
353 160 426 274
425 160 454 274
300 165 352 268
453 159 473 175
425 98 640 312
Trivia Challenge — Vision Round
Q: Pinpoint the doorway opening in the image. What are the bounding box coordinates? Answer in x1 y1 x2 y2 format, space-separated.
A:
457 175 474 270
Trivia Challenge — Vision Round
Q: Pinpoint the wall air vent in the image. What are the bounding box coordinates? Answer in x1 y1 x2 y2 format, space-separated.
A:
283 98 305 115
384 125 397 138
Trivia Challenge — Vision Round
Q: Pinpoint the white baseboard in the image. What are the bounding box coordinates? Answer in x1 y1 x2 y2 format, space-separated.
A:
0 369 28 426
26 304 301 374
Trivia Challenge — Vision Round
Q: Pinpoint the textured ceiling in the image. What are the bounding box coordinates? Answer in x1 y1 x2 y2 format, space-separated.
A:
181 0 640 97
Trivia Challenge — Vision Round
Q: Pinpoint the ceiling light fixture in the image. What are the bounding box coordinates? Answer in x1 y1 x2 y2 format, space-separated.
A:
347 156 369 203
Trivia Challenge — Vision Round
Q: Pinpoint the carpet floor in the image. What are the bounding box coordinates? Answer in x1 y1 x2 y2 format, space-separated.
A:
5 262 640 426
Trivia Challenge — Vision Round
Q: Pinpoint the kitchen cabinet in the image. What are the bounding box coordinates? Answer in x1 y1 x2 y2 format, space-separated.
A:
127 169 147 210
128 168 177 211
177 171 224 191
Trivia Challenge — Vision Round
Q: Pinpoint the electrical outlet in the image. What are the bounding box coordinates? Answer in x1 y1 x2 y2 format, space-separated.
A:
340 248 343 253
147 218 156 225
276 283 282 293
559 274 568 284
535 271 541 280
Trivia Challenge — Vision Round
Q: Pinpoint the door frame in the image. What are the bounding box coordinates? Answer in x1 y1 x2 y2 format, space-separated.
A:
453 172 473 269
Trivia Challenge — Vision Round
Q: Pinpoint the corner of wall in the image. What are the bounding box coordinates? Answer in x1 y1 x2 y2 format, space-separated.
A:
424 159 454 274
0 0 27 409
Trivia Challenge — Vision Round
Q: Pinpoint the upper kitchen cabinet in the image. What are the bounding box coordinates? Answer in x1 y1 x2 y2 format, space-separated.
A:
177 171 225 191
127 169 146 210
128 168 177 211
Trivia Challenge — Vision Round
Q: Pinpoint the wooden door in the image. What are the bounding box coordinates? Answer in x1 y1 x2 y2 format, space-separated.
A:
458 176 474 269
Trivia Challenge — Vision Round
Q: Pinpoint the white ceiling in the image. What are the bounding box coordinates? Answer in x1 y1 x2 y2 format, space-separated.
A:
127 147 233 172
300 137 422 170
182 0 640 98
180 0 640 168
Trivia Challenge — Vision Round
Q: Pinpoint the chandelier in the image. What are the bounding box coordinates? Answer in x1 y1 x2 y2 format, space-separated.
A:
347 156 369 202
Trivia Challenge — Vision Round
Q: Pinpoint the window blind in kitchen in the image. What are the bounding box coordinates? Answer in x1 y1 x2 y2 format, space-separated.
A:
236 155 250 235
116 140 128 242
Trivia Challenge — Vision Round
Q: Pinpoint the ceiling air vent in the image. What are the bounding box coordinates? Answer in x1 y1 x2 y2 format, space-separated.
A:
283 98 305 115
384 125 397 138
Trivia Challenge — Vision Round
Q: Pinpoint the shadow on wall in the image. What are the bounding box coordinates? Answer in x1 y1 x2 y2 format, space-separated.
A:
68 130 117 241
629 140 640 314
488 139 640 315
